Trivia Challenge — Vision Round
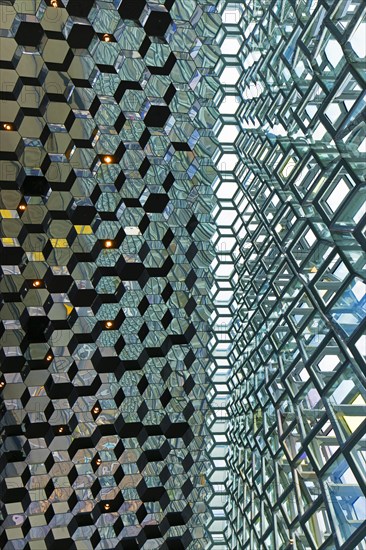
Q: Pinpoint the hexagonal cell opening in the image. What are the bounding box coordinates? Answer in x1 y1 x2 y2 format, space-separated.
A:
144 106 171 127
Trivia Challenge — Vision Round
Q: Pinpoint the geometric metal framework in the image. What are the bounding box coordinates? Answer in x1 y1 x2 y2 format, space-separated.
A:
0 0 365 549
0 1 220 548
212 1 366 549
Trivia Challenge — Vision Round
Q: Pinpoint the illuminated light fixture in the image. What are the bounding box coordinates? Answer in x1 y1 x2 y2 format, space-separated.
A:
32 280 42 288
93 406 100 414
58 426 64 433
3 123 13 131
102 34 111 42
104 503 110 510
46 354 53 362
0 381 5 388
50 0 58 7
96 458 102 466
18 203 27 211
104 239 114 249
102 155 113 164
105 321 114 329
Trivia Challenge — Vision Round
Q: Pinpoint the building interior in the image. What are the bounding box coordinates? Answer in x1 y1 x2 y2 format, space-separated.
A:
0 0 365 549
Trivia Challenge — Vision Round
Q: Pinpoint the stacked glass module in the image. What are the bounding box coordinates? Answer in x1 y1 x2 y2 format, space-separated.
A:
212 1 366 549
0 0 366 549
0 1 220 548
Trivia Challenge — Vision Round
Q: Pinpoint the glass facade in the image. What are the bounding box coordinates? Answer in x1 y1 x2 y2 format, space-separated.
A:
211 1 366 549
0 0 365 549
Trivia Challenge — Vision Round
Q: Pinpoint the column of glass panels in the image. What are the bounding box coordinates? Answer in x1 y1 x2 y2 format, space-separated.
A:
0 1 221 548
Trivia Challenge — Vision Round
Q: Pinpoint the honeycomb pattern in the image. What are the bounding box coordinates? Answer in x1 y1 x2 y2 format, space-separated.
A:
0 1 220 548
210 1 366 549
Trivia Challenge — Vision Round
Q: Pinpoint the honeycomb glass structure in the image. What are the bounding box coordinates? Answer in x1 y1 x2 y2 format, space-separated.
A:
1 0 366 549
210 1 366 549
0 1 220 548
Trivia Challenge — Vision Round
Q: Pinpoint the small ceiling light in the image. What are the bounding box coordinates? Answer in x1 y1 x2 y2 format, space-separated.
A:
18 203 27 211
103 34 111 42
32 280 42 288
93 406 100 414
0 381 5 388
50 0 58 7
46 354 53 362
96 458 102 465
102 155 113 164
58 426 64 433
105 321 114 329
3 123 13 131
104 239 114 249
104 503 110 510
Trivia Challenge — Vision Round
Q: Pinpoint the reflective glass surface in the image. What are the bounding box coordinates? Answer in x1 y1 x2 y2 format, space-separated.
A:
0 1 219 548
1 0 365 549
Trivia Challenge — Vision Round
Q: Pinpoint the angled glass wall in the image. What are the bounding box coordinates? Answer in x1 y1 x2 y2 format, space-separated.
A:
211 0 366 549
